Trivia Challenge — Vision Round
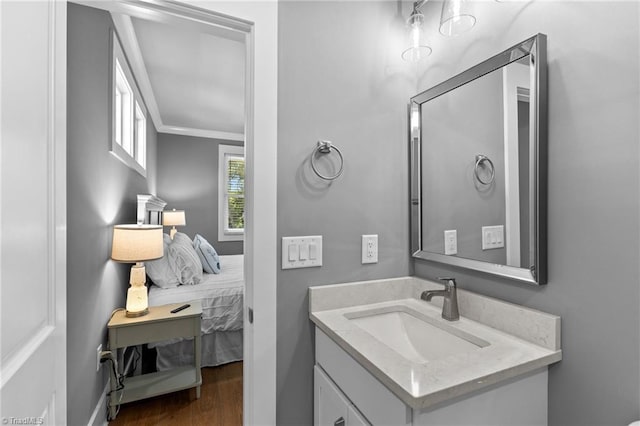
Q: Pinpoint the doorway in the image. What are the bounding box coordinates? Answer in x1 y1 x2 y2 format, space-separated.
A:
70 1 277 424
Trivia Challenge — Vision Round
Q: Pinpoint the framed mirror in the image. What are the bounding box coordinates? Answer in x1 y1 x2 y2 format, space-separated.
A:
410 34 547 285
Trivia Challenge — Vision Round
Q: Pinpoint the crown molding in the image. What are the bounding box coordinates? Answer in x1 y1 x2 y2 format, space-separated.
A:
158 125 244 142
110 12 244 141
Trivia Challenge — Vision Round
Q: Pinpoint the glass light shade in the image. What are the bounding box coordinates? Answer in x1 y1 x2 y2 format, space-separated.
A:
111 224 163 262
163 209 186 227
440 0 476 37
402 11 432 62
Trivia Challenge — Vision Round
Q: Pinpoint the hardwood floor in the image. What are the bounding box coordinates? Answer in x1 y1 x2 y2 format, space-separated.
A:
109 362 243 426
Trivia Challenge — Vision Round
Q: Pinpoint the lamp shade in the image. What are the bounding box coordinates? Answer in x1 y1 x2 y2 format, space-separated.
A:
163 210 186 227
111 224 163 262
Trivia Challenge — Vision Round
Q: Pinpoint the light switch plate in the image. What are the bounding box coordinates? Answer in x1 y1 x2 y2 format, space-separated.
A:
482 225 504 250
282 236 323 269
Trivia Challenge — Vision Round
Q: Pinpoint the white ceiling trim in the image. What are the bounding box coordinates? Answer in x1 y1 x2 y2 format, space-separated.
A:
158 125 244 142
110 13 245 140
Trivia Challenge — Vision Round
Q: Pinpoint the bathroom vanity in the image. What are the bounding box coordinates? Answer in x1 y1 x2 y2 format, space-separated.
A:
309 277 561 425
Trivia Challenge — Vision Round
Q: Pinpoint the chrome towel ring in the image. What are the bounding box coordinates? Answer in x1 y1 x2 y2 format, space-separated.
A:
311 140 344 181
474 154 495 185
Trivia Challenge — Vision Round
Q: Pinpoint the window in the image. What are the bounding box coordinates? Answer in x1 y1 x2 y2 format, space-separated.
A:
111 32 147 176
134 101 146 168
218 145 245 241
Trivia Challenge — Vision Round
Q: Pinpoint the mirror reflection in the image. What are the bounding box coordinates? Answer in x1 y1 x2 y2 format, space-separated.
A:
410 34 547 284
421 56 530 267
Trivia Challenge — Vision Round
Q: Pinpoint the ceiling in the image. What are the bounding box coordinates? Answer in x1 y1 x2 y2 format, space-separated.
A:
113 13 245 141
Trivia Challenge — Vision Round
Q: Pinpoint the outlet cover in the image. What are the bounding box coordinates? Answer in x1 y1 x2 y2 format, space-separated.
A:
96 344 102 372
444 230 457 255
362 234 378 264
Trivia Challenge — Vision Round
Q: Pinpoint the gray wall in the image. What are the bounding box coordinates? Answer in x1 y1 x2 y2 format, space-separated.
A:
277 1 639 425
276 2 414 424
157 133 243 255
67 4 157 425
413 1 640 425
421 67 506 263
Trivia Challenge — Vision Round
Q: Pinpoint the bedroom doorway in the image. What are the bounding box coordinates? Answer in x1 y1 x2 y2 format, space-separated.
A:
71 1 277 424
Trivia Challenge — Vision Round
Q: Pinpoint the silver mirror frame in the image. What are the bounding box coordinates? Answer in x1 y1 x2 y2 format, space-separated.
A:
410 34 547 285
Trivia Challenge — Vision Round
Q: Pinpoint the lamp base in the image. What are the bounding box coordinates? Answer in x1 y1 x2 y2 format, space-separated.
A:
125 307 149 318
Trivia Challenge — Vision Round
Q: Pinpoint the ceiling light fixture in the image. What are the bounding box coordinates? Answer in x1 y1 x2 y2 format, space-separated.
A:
401 0 432 63
440 0 476 37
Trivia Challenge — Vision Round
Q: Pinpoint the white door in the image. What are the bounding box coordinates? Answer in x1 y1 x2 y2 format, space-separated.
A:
0 1 67 425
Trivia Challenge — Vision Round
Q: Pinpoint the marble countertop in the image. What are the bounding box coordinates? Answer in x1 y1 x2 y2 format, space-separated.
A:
309 276 562 410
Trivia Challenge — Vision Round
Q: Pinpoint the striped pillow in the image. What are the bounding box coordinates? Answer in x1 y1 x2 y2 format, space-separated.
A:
167 232 203 285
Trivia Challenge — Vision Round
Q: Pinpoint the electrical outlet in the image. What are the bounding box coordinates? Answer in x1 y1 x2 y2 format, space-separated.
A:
362 234 378 264
444 230 457 255
96 344 102 372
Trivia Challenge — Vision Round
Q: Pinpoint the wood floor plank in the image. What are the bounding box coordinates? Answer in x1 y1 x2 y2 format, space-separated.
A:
109 362 243 426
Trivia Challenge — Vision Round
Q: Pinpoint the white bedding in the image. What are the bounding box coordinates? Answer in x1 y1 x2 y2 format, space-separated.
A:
148 254 244 339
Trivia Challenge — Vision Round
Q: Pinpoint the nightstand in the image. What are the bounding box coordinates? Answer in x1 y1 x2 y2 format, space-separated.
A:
107 300 202 419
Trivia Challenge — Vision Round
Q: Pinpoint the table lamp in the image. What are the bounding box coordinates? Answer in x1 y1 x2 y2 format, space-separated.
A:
111 224 163 317
163 209 186 239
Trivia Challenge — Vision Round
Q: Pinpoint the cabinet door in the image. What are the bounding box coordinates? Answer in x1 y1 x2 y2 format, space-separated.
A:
315 366 350 426
347 404 370 426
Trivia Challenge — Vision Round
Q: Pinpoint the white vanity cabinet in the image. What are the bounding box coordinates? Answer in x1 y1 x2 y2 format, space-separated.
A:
310 277 562 426
314 328 411 426
314 365 369 426
315 327 550 426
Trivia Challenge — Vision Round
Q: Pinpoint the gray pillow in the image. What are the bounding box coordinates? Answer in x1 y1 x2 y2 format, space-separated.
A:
167 232 203 285
145 234 180 288
193 234 221 274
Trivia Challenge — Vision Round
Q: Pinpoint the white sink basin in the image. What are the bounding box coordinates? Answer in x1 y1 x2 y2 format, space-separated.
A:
345 305 489 364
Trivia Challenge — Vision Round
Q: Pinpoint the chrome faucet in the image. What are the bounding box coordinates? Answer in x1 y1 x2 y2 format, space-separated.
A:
420 277 459 321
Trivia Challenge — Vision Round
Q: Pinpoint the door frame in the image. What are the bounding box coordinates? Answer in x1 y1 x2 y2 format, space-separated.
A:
67 1 278 423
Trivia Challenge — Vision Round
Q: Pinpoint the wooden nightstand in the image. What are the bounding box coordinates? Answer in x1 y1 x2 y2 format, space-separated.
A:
107 300 202 419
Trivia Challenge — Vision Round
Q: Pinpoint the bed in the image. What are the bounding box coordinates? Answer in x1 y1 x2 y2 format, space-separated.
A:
137 194 244 370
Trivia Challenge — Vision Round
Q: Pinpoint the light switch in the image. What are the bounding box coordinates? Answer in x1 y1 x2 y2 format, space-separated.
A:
299 244 309 260
282 236 323 269
288 243 298 261
482 225 505 250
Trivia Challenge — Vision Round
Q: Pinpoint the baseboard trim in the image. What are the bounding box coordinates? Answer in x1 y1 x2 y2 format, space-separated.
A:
87 379 109 426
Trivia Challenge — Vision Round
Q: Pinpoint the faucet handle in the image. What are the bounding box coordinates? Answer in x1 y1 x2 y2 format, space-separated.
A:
438 277 457 288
